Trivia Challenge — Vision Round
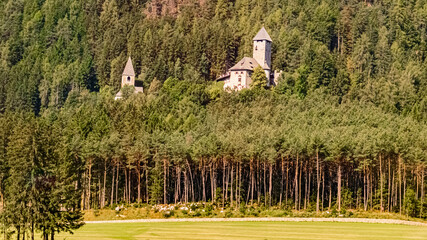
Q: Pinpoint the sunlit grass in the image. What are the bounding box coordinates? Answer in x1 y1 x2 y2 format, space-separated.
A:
36 221 427 240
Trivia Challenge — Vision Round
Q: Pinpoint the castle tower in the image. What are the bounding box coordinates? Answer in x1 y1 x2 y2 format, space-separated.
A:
121 57 136 88
253 27 272 84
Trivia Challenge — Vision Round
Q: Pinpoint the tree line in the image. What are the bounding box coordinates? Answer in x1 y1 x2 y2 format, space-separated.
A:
2 79 427 238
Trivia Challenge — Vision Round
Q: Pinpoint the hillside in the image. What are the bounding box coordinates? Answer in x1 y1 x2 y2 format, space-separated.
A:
0 0 426 115
1 0 427 239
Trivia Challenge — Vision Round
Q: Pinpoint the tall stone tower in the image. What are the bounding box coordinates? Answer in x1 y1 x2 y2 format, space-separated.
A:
121 57 136 88
253 27 272 83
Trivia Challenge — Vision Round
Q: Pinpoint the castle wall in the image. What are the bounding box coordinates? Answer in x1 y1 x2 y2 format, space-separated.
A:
228 70 251 90
253 40 271 69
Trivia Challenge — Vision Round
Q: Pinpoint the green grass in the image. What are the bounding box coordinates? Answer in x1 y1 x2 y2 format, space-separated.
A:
45 222 427 240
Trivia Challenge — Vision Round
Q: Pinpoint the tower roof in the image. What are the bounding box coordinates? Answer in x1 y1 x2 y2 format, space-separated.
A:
253 27 272 42
122 57 135 76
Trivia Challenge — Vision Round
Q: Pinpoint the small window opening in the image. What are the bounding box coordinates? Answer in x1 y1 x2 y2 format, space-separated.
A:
127 76 131 82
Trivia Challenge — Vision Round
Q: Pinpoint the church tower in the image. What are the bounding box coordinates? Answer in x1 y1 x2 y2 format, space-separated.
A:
253 27 272 83
121 57 136 88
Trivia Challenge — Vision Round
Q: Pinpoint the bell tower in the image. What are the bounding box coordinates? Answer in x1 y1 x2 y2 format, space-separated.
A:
121 57 136 88
253 27 272 83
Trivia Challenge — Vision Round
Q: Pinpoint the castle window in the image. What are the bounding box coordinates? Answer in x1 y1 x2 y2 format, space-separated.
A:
255 46 258 50
238 77 242 83
127 76 131 82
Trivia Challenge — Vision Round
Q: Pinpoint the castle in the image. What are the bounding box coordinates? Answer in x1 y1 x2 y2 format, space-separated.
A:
115 57 144 100
115 27 279 98
217 27 281 90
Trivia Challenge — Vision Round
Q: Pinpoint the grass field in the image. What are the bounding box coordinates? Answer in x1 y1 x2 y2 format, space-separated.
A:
46 221 427 240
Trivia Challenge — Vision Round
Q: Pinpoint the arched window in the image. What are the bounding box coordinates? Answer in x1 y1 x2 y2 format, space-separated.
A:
127 76 131 82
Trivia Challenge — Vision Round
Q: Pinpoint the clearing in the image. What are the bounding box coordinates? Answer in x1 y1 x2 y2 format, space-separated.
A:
44 220 427 240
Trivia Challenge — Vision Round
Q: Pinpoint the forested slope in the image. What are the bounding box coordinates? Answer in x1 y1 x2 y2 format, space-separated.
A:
1 0 427 239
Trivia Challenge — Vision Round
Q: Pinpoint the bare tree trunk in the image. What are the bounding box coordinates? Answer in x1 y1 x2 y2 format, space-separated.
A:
251 159 255 204
421 166 424 218
225 161 230 204
299 160 302 210
186 159 195 202
316 150 320 213
137 161 141 203
222 158 226 207
338 163 341 211
81 171 86 210
264 162 267 206
388 158 391 212
164 159 167 204
116 163 119 204
399 156 402 215
231 163 234 208
211 162 214 203
124 167 128 204
380 154 383 212
280 156 284 207
295 154 299 210
201 159 206 202
328 179 332 210
364 161 367 211
87 160 92 209
269 163 273 207
321 165 324 211
286 156 289 206
102 161 107 208
304 163 308 210
145 163 149 204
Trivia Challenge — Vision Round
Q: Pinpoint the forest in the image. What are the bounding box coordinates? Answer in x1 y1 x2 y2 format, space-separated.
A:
1 0 427 239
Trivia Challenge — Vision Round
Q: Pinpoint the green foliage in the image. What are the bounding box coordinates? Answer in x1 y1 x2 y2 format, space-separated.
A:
250 66 267 89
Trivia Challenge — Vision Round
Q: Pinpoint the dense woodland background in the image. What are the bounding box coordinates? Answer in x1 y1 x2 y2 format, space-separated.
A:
1 0 427 239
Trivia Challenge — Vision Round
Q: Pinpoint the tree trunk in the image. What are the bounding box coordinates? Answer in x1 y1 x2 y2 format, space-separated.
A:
269 163 273 207
225 161 230 205
230 163 234 208
164 159 167 204
421 166 424 218
102 160 107 208
299 160 302 210
251 159 254 204
399 156 402 215
280 156 284 207
364 161 367 211
286 156 289 206
87 160 92 209
337 163 341 211
145 163 149 204
263 162 267 206
295 154 299 210
316 149 320 213
202 159 206 202
321 165 324 211
388 158 391 212
124 167 128 204
222 158 226 207
379 154 383 212
137 161 141 203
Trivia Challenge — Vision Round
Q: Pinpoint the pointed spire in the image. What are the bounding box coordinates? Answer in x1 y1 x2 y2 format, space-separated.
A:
253 27 272 42
122 57 135 76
